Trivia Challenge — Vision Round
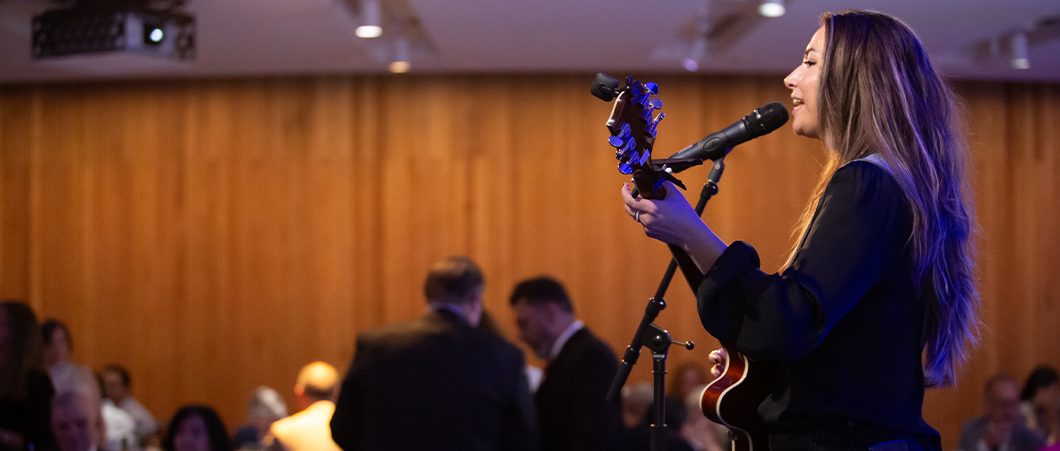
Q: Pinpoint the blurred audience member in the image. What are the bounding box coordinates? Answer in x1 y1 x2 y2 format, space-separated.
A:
232 388 287 451
102 365 158 446
96 373 137 451
958 373 1045 451
42 320 96 395
621 382 653 429
680 386 727 451
1020 365 1059 445
479 310 544 394
52 390 105 451
510 276 621 451
163 406 231 451
618 393 694 451
331 256 538 451
0 300 57 451
265 362 340 451
477 310 506 337
669 362 708 405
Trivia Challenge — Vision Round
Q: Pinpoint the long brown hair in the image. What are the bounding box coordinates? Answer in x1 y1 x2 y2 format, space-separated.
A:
786 10 978 386
0 300 46 399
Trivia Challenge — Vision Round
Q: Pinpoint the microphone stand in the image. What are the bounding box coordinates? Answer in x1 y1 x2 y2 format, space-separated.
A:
607 158 726 451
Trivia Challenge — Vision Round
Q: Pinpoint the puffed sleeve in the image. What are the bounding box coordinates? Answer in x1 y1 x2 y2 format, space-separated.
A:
696 161 912 361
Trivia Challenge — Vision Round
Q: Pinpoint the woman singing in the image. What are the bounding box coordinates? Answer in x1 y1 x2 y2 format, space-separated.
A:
622 10 978 451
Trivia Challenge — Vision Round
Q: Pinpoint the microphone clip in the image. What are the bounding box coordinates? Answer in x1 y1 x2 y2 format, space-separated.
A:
652 157 705 175
630 164 691 199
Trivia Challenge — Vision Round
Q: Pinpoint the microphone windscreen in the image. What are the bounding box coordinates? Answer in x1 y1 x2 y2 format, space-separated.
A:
755 102 790 135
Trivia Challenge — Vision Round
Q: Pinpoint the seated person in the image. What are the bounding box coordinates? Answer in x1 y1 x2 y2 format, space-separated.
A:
621 383 653 430
42 320 95 396
52 390 104 451
680 385 728 451
232 388 287 451
1020 366 1059 445
265 362 341 451
0 300 56 451
92 373 136 451
102 365 159 447
958 374 1045 451
619 392 694 451
163 406 232 451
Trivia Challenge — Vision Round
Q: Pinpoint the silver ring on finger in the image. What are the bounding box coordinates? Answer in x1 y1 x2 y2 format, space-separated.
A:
634 210 641 223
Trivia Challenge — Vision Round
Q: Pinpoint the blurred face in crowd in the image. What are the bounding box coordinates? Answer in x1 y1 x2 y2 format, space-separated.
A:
102 371 129 403
44 327 71 366
985 378 1021 426
512 299 557 360
1033 381 1060 410
174 414 212 451
676 366 706 400
52 396 99 451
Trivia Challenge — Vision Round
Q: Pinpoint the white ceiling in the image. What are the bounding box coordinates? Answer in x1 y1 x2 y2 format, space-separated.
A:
1 0 1059 84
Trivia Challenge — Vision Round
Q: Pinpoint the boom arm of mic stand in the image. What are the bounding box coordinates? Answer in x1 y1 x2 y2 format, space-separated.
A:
606 158 726 403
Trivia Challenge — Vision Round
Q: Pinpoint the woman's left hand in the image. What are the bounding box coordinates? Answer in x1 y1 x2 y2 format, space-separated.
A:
621 181 704 247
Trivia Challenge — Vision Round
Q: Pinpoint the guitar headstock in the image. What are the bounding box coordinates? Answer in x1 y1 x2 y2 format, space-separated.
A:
592 73 667 199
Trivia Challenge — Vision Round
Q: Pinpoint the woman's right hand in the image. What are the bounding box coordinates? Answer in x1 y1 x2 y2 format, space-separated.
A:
709 348 728 379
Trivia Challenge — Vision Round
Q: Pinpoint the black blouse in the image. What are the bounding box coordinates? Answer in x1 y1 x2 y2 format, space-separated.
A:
697 160 938 439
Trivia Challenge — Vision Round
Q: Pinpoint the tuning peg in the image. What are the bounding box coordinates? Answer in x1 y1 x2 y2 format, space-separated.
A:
639 95 659 110
631 150 648 166
641 98 663 121
645 82 659 95
608 136 625 148
618 162 633 175
618 123 632 138
615 140 635 160
647 112 665 137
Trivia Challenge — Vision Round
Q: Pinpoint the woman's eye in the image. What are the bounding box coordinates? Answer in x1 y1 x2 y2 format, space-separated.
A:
803 60 816 67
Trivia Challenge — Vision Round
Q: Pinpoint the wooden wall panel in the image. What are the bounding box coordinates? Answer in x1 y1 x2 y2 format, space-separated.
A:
1 75 1059 451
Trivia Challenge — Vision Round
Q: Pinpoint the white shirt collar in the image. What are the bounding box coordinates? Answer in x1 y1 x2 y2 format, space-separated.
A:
548 320 584 360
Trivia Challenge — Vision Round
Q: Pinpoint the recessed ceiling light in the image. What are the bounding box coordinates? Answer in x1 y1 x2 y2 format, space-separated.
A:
759 0 785 18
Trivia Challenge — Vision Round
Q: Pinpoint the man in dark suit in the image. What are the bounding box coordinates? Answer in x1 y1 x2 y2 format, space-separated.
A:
331 256 538 451
958 373 1045 451
509 276 622 451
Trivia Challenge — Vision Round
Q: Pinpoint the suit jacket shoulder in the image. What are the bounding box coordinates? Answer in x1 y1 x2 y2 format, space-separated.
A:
536 327 621 451
332 309 537 451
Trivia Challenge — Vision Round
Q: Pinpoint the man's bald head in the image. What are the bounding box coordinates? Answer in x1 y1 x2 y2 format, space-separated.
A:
294 361 339 408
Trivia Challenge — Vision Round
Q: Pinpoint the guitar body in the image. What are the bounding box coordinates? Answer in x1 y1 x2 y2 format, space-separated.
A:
699 346 774 451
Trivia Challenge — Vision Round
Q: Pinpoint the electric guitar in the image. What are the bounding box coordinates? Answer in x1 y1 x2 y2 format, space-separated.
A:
591 73 773 451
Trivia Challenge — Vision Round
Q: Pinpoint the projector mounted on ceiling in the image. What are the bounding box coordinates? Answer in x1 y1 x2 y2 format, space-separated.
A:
32 0 195 61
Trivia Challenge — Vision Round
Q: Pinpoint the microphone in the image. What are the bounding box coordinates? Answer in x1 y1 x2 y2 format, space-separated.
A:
665 102 789 168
